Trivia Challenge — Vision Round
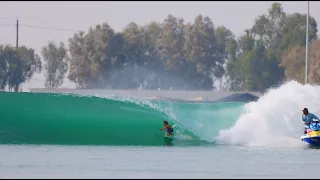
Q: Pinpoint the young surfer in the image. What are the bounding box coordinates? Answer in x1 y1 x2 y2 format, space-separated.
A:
159 120 174 136
159 120 174 145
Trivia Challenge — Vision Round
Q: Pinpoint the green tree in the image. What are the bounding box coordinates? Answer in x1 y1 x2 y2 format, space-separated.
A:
68 23 121 88
0 45 41 92
63 3 320 91
214 26 236 90
109 22 164 89
184 15 224 90
41 41 68 88
226 31 254 91
122 22 145 67
156 15 188 89
0 46 10 90
226 2 317 91
140 21 162 69
139 22 163 89
120 22 146 88
280 13 318 51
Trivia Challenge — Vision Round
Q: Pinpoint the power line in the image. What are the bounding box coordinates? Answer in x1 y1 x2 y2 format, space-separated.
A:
0 16 41 20
0 16 14 19
0 22 83 32
20 24 82 32
1 17 84 32
0 23 15 27
0 16 20 21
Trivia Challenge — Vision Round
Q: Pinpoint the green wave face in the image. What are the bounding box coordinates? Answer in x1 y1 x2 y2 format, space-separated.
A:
0 92 245 146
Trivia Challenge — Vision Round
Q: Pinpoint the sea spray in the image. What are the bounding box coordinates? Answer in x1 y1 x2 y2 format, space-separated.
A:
217 81 320 147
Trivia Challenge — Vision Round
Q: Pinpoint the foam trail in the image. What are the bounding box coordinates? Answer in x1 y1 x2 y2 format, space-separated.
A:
216 81 320 148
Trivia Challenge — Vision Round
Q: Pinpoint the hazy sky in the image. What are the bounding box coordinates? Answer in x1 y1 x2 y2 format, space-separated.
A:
0 1 319 90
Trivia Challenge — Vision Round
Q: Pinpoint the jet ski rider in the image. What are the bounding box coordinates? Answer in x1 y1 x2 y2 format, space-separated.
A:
302 108 320 134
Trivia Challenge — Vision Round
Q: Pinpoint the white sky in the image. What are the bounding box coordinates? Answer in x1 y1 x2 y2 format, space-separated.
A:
0 1 319 90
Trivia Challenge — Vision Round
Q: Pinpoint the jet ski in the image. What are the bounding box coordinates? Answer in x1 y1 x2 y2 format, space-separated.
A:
300 121 320 146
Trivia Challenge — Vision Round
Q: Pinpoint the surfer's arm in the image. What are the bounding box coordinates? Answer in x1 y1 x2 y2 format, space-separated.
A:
313 114 320 120
159 127 166 131
159 125 169 131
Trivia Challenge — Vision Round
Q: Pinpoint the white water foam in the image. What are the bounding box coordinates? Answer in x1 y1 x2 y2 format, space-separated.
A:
216 81 320 148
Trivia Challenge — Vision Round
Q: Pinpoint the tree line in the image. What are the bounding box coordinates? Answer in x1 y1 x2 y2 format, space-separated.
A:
0 3 318 92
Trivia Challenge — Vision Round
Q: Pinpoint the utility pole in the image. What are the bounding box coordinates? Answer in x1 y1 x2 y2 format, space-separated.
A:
305 1 309 84
16 18 19 48
15 18 20 91
9 18 19 91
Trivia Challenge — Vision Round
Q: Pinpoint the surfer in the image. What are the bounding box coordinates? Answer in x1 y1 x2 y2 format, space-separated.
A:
159 120 174 137
302 108 320 134
159 120 174 146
